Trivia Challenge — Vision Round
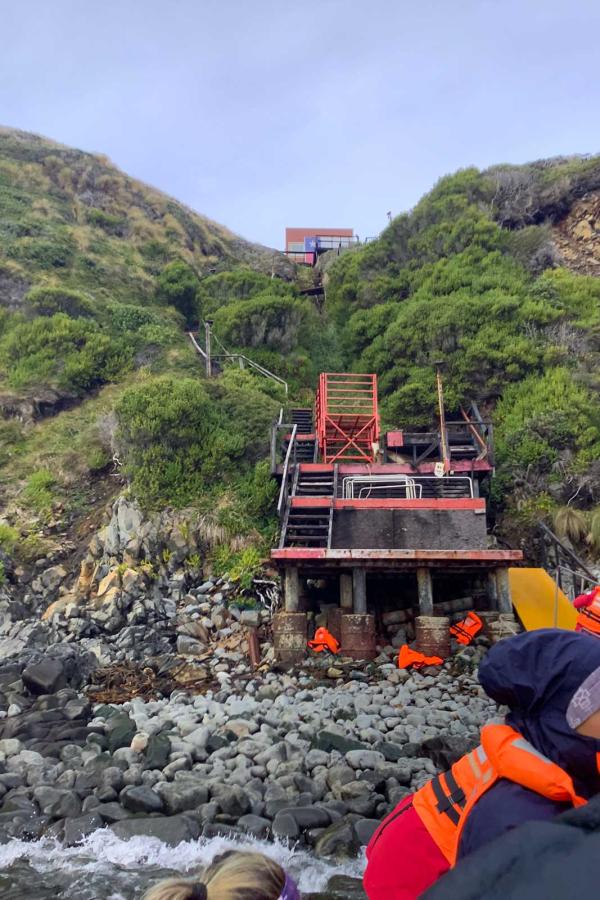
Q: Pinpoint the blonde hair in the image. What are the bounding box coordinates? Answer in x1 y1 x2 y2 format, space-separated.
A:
143 850 286 900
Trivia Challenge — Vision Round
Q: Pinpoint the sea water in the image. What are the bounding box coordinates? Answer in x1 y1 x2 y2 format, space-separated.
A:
0 831 365 898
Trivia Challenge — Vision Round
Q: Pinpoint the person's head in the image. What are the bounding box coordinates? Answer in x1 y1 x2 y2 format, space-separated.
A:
143 850 299 900
478 629 600 795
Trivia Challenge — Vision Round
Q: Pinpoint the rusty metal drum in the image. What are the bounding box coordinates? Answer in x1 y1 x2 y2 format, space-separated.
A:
415 615 451 658
273 611 307 665
340 613 376 660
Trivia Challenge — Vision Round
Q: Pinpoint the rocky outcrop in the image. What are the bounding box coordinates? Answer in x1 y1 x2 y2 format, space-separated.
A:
553 191 600 276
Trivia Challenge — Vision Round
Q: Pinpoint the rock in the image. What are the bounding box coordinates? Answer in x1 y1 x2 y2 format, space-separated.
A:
106 715 136 752
354 817 380 846
155 777 208 814
33 786 82 819
63 813 103 846
110 814 200 846
272 811 300 840
305 749 330 770
278 806 331 829
40 565 68 594
22 659 65 695
96 802 131 823
176 635 206 656
327 667 344 679
130 732 149 753
373 740 405 763
339 782 378 817
238 814 271 839
346 749 386 770
210 784 250 817
315 819 360 860
96 570 121 599
312 731 367 755
240 610 260 627
120 785 163 814
145 733 170 769
420 735 478 769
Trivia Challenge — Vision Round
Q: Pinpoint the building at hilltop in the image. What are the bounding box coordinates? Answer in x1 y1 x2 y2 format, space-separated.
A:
285 227 356 265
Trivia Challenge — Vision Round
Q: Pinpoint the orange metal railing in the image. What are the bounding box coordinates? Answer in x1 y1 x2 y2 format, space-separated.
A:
315 373 380 463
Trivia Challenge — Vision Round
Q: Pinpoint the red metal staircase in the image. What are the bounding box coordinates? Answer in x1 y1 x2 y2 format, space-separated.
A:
315 373 380 463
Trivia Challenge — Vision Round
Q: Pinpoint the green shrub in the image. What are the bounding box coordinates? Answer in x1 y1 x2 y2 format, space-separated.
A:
86 208 126 236
24 286 94 318
156 260 200 327
115 373 279 509
0 313 133 392
0 523 18 554
23 469 56 512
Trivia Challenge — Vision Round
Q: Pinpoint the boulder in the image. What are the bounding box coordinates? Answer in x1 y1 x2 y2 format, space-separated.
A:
312 731 367 755
33 786 82 819
120 785 163 814
22 659 65 695
63 812 103 846
110 814 200 846
40 565 68 594
155 777 209 814
315 819 360 860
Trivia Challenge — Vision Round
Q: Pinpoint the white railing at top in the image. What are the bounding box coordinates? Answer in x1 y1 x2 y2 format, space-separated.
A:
342 475 474 499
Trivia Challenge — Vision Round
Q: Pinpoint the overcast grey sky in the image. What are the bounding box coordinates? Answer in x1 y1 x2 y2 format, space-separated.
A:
1 0 599 248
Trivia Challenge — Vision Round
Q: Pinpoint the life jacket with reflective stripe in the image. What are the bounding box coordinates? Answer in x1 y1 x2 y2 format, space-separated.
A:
412 723 586 866
450 611 483 646
577 588 600 637
398 644 444 669
307 627 340 654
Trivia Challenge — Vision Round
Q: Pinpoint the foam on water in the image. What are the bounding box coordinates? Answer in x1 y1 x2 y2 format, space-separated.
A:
0 831 365 898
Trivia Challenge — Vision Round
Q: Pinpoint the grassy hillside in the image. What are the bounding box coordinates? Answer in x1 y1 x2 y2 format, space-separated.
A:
325 157 600 552
0 128 598 569
0 128 304 566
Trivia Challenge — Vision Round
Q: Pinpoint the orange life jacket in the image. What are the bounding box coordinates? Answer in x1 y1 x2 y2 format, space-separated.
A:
577 587 600 637
307 627 340 654
450 611 483 646
398 644 444 670
412 722 586 866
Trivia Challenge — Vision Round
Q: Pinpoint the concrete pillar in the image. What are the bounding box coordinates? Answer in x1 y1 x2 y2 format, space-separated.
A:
417 567 434 616
284 567 300 613
495 567 512 614
487 570 499 610
340 573 353 610
352 568 367 614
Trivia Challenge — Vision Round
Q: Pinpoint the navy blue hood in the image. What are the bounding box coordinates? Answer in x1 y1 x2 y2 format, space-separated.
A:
478 629 600 797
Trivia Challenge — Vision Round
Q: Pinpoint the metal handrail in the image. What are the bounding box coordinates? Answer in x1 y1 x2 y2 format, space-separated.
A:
539 522 596 581
212 353 288 394
187 331 207 360
277 424 298 518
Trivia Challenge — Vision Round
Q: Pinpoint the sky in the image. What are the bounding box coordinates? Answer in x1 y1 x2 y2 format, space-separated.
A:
1 0 599 248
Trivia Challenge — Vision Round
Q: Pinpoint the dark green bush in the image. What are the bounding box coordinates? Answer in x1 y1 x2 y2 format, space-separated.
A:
156 260 200 327
24 286 94 318
86 208 126 236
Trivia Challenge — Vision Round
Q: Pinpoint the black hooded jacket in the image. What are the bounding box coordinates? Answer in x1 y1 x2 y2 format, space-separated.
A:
458 629 600 859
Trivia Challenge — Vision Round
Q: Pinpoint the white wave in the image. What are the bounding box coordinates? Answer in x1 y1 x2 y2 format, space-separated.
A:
0 829 365 894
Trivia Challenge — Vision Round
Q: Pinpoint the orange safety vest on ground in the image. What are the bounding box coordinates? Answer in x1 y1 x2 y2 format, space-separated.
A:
307 627 341 654
398 644 444 670
412 722 586 866
577 588 600 637
450 611 483 646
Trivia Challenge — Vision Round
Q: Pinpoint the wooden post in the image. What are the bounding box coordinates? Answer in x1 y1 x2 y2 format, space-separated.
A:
417 567 434 616
340 573 353 610
496 567 512 614
487 570 499 610
353 568 367 614
247 627 260 669
284 567 300 613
